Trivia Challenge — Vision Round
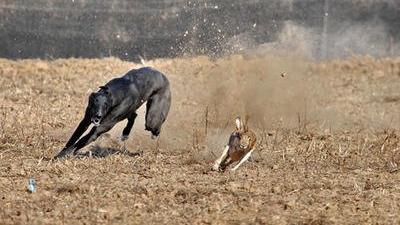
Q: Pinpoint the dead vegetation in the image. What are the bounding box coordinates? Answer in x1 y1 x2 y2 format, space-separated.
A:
0 54 400 224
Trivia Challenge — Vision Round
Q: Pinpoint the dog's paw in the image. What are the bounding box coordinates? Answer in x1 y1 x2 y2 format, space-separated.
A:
121 135 129 141
151 134 157 140
54 147 74 159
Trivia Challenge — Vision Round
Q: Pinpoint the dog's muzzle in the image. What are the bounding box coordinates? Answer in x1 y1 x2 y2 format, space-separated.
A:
91 114 103 127
91 118 101 127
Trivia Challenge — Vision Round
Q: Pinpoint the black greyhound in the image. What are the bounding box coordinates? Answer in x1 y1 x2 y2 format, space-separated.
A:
54 67 171 159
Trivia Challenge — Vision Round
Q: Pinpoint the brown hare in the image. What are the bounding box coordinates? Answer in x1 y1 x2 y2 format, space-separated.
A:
213 116 257 171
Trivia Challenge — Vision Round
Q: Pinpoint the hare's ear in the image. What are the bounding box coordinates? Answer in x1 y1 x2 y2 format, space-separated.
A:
243 115 250 131
235 116 242 131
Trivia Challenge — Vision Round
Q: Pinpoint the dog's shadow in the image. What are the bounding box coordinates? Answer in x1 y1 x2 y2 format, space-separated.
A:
76 145 142 159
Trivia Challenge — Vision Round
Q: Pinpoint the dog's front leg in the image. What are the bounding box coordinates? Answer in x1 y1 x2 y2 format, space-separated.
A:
64 115 91 149
121 112 137 141
72 123 114 155
54 115 91 159
54 126 96 159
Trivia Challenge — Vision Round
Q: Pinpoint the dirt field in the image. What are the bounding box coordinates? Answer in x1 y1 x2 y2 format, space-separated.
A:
1 52 400 224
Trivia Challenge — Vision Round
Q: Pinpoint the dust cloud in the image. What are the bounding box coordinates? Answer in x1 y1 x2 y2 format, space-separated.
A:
269 19 398 59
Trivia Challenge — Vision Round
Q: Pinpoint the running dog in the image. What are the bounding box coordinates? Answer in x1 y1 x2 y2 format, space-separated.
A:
54 67 171 159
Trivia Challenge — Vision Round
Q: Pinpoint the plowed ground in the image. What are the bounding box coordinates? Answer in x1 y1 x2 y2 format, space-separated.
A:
1 54 400 224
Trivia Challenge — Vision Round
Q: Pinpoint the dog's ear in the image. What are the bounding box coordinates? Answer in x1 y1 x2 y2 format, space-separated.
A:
99 86 108 91
88 92 96 102
99 86 110 95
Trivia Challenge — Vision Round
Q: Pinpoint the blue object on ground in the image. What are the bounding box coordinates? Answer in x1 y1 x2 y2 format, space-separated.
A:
28 178 36 193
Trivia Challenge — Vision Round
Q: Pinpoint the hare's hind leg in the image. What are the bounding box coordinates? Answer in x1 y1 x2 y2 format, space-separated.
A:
231 149 254 171
213 145 230 171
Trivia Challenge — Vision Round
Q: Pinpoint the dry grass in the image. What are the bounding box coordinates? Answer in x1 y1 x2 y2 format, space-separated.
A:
1 54 400 224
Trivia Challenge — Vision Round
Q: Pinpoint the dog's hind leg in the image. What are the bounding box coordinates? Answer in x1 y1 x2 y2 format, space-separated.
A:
54 115 91 159
145 89 171 138
121 112 137 141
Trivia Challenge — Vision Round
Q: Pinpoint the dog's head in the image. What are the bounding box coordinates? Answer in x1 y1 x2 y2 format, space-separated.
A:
88 86 112 126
